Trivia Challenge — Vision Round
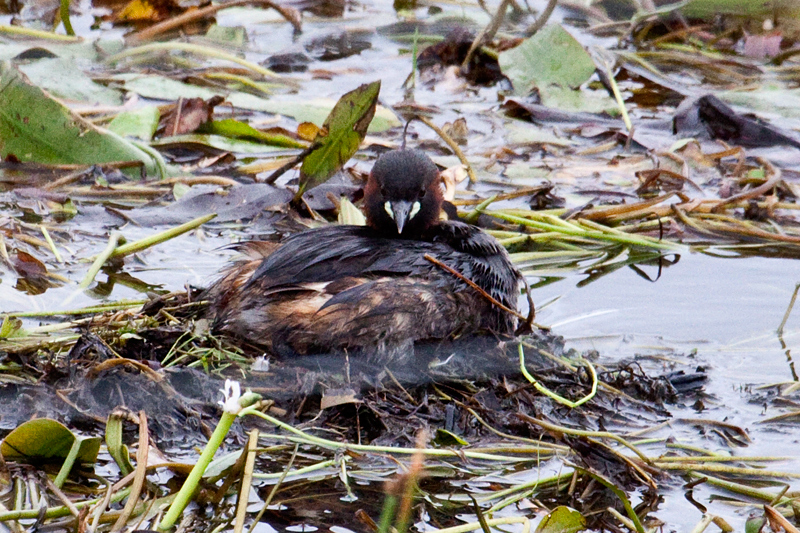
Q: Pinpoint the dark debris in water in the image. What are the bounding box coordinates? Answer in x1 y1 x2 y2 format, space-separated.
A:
0 296 699 443
0 289 715 531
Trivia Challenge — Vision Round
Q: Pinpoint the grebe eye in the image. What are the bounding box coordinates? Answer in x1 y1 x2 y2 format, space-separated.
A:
418 188 426 199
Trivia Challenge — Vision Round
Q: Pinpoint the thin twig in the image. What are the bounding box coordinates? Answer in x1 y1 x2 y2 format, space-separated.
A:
107 42 282 81
515 275 536 335
415 115 478 183
126 0 301 43
171 97 184 137
524 0 558 37
233 429 259 533
715 158 782 210
423 253 524 320
778 282 800 336
462 0 512 70
262 146 314 185
111 411 149 532
518 412 652 465
43 167 92 190
246 444 299 533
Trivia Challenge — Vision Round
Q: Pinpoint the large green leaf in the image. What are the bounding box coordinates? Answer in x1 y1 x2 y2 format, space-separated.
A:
536 506 586 533
1 418 101 464
17 57 123 105
298 81 380 194
499 24 596 94
0 61 157 174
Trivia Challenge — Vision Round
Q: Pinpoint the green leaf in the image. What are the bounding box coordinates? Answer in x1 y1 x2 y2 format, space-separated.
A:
231 94 401 133
116 73 222 100
433 428 469 447
202 118 308 149
298 81 380 194
499 24 596 95
536 506 586 533
114 74 400 133
107 105 160 141
105 412 135 476
745 515 766 533
149 134 289 154
538 85 617 114
0 315 25 339
1 418 101 464
0 61 157 174
680 0 799 18
719 84 800 119
205 24 247 47
18 57 123 105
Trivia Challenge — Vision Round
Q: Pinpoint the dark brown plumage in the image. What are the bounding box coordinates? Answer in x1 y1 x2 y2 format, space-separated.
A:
205 149 522 363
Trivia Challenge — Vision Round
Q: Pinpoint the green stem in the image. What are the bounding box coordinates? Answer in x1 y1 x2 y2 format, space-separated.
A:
159 389 260 530
59 0 75 36
0 488 130 522
519 343 598 408
79 232 122 290
158 411 237 530
7 300 147 318
246 409 525 462
107 43 282 80
110 214 216 259
0 24 81 41
41 226 63 263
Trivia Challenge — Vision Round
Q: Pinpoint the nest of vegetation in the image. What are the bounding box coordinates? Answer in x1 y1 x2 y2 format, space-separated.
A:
0 288 731 533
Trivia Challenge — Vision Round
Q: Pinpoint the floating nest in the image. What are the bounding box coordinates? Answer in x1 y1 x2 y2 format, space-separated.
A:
0 289 719 532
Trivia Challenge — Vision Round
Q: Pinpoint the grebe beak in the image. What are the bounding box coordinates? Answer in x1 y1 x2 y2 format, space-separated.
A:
391 200 412 233
383 200 418 234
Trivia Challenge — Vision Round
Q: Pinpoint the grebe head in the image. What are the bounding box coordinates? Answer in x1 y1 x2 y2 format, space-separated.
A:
364 149 443 236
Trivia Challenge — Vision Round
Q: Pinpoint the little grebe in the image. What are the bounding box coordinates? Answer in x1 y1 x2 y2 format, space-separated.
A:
206 149 521 362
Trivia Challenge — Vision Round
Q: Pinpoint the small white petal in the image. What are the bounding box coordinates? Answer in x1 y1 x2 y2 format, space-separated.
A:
219 379 243 414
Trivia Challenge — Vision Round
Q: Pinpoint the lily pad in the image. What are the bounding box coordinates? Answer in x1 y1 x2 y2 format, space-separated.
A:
506 122 575 146
540 85 618 114
499 24 596 95
0 61 157 174
128 183 293 225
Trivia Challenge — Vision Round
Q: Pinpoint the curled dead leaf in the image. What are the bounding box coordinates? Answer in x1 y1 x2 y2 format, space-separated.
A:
441 164 468 202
